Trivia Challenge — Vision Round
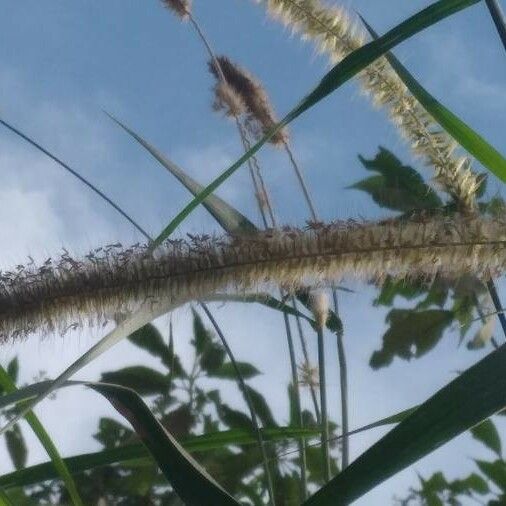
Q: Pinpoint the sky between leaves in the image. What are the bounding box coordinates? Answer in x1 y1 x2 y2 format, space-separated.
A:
0 0 505 504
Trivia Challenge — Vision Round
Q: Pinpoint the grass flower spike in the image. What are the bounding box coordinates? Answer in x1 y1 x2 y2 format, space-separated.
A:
1 213 506 343
255 0 481 209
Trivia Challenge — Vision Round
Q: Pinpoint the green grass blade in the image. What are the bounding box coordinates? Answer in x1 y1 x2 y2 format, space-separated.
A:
106 113 258 235
89 383 241 506
0 300 175 437
151 0 480 248
0 368 83 506
0 426 320 490
360 16 506 183
204 293 319 328
0 488 13 506
0 117 152 242
303 345 506 505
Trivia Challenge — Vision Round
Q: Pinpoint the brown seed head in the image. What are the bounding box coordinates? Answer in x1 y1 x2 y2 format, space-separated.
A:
161 0 191 19
212 82 247 118
209 56 288 145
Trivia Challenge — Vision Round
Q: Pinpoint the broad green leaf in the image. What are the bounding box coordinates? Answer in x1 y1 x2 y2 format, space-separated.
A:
471 418 502 456
5 424 27 470
89 383 241 506
101 366 170 396
151 0 481 248
303 344 506 505
107 114 257 235
244 386 277 428
370 309 454 368
360 17 506 184
451 473 489 495
128 324 183 374
0 368 83 506
475 459 506 491
209 362 261 380
351 148 442 211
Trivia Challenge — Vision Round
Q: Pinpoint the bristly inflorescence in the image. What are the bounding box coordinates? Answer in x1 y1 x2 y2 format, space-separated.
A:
209 56 289 145
254 0 481 210
161 0 191 19
1 214 506 343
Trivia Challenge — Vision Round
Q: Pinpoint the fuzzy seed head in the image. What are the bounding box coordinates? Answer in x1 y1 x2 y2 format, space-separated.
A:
209 56 288 145
1 213 506 343
298 361 319 389
212 82 247 118
161 0 191 19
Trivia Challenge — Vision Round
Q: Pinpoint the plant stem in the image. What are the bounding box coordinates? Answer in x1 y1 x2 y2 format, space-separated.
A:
0 118 152 242
199 302 276 506
485 0 506 51
281 306 308 500
486 279 506 341
292 297 321 424
316 327 330 482
332 290 349 469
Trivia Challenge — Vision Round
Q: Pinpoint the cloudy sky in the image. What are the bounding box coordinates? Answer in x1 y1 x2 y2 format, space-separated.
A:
0 0 505 504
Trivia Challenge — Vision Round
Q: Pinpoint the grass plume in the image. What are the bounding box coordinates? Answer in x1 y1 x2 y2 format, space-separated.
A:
1 213 506 343
161 0 191 19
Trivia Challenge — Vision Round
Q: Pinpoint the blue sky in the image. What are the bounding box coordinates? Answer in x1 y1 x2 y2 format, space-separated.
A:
0 0 505 504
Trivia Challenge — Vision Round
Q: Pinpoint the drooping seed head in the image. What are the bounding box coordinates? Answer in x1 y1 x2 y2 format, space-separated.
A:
212 81 247 118
161 0 191 19
310 289 329 329
208 56 288 145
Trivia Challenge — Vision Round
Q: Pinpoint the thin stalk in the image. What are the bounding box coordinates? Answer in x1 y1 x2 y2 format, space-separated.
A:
281 305 308 500
332 290 349 469
282 137 349 470
316 327 330 482
485 0 506 51
0 118 152 243
292 297 321 424
283 141 318 222
199 302 276 506
486 279 506 341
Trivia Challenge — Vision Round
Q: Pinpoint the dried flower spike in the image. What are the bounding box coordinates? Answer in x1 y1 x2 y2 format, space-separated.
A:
212 81 247 117
209 56 288 145
161 0 191 19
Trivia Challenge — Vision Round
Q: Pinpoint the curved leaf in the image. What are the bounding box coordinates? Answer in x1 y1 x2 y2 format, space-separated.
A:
90 383 241 506
304 344 506 505
360 18 506 184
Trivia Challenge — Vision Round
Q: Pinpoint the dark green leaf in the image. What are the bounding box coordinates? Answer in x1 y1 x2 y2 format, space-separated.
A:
352 148 442 211
303 344 506 505
475 459 506 491
471 418 502 456
101 367 170 396
209 362 261 380
128 324 183 375
244 386 277 428
90 383 240 506
370 309 454 368
6 360 18 384
5 424 27 470
94 417 134 449
360 17 506 185
451 473 489 495
151 0 481 248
